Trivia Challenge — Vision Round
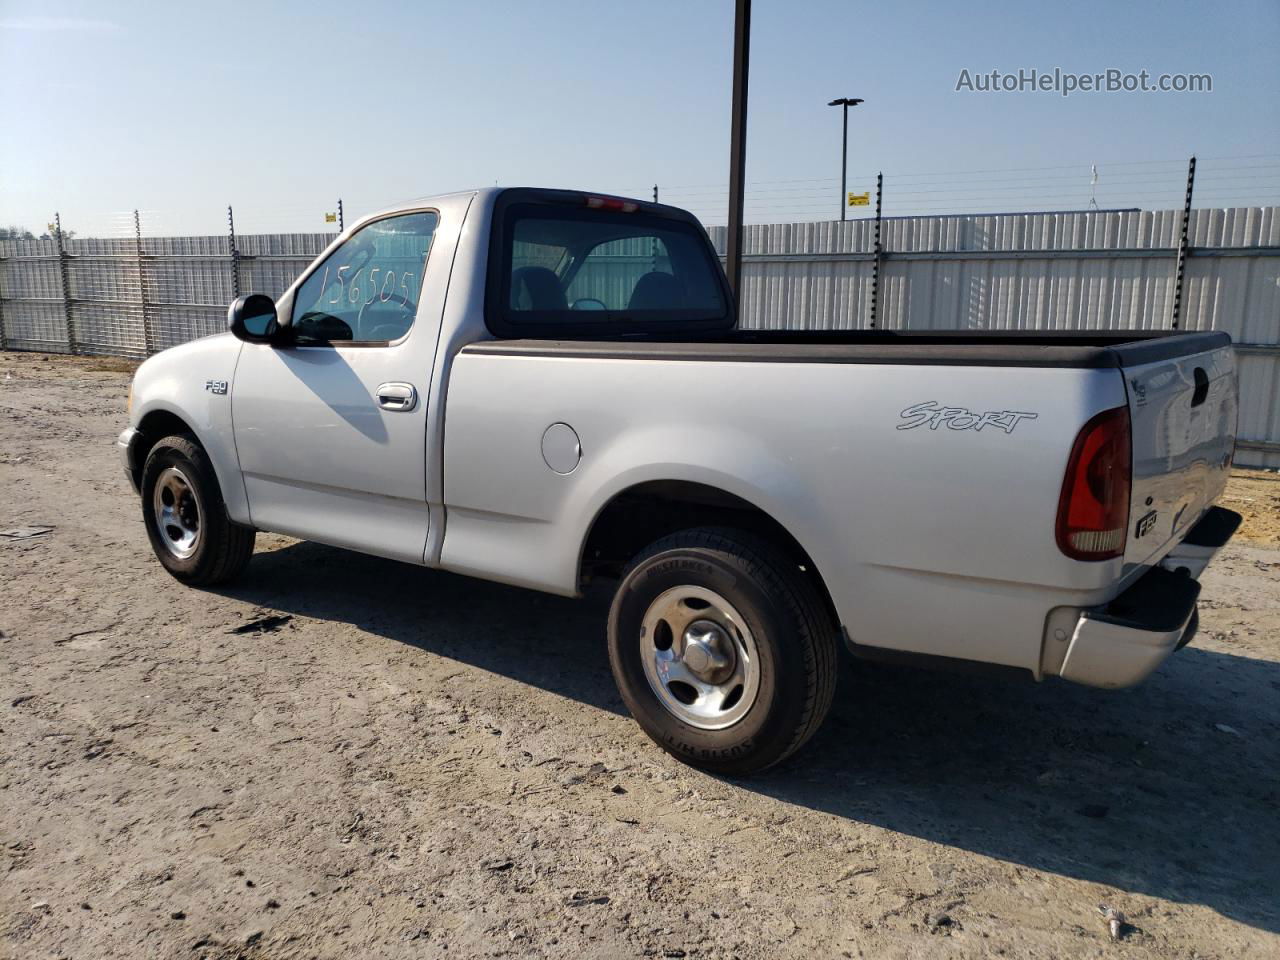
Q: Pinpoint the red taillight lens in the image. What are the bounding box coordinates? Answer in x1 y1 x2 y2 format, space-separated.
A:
1056 406 1132 561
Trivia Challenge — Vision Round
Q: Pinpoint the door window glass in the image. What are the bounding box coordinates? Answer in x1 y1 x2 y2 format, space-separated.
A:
291 211 438 344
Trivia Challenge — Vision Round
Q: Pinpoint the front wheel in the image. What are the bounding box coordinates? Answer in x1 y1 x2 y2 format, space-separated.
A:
607 527 838 776
140 433 255 585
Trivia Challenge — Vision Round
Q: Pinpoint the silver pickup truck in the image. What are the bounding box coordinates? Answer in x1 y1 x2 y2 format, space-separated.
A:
119 187 1241 774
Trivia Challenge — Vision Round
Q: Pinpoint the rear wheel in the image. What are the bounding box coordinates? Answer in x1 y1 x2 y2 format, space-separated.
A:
140 433 254 585
607 527 837 776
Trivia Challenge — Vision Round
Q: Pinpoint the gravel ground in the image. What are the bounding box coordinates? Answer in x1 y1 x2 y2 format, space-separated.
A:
2 350 1278 960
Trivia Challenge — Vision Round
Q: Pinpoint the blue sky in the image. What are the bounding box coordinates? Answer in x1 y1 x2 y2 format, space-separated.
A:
2 0 1277 235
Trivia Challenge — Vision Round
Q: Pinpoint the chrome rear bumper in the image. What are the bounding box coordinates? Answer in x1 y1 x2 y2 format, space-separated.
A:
1059 506 1240 689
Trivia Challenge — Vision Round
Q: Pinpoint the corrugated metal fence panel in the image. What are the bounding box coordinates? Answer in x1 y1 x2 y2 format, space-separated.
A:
65 238 145 356
0 238 69 352
143 236 237 352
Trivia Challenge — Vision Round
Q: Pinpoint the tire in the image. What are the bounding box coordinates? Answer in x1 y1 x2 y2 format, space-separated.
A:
607 527 838 776
140 433 255 586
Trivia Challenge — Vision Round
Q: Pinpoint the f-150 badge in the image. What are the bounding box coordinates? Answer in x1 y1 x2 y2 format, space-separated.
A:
1135 509 1159 538
205 379 228 395
897 401 1038 434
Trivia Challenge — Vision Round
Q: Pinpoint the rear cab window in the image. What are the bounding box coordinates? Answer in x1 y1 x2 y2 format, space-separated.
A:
486 190 731 339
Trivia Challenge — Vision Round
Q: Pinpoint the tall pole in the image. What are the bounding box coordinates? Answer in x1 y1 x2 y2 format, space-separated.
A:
841 103 848 221
828 97 863 222
725 0 751 315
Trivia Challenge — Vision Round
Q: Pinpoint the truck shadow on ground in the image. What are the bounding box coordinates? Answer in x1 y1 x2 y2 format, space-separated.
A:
225 540 1280 935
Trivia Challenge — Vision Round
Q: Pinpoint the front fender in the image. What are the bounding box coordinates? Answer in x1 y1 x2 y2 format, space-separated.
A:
128 334 249 524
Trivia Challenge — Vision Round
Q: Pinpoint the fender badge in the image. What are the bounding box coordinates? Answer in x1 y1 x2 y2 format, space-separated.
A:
205 380 228 395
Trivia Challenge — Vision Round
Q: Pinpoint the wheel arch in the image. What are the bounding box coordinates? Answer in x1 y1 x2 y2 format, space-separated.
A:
577 478 840 630
128 407 197 486
129 399 251 525
137 407 196 442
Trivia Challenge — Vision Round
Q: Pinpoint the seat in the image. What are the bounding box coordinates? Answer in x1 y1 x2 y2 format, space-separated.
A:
511 266 567 311
628 272 683 310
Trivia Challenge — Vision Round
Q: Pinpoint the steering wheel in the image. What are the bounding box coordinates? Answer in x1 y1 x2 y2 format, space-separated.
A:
357 293 415 341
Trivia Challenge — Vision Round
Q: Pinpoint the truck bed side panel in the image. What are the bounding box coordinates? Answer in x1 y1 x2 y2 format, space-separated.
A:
440 351 1128 674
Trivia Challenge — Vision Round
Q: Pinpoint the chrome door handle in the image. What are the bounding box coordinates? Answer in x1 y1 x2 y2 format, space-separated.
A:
376 382 418 412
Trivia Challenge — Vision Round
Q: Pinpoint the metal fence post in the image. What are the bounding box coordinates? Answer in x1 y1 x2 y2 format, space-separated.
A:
1172 155 1196 329
134 209 155 354
228 204 240 300
0 250 7 351
54 212 77 354
870 172 883 329
651 185 660 270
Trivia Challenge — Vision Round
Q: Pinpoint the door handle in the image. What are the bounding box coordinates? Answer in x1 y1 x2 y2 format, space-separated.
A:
376 382 418 412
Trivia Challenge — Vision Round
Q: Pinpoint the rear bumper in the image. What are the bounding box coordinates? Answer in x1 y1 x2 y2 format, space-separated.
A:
1058 506 1240 689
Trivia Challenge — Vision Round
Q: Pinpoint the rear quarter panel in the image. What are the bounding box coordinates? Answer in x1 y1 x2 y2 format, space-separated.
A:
441 352 1128 673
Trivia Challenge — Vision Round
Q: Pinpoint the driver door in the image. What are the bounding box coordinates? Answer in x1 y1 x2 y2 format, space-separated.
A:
231 210 439 563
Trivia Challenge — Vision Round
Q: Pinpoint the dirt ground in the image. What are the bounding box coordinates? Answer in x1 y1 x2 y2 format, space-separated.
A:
2 350 1278 960
1219 468 1280 545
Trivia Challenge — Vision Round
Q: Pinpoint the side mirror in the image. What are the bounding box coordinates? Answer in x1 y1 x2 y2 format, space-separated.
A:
227 294 280 343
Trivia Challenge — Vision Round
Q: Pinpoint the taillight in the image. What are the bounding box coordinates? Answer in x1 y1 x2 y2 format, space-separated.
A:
1056 406 1131 561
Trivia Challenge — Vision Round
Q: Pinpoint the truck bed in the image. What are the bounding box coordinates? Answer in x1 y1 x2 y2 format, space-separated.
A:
464 330 1231 369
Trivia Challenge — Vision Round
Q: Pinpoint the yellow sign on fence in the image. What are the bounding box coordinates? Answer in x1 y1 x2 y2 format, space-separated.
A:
847 192 870 207
324 212 337 223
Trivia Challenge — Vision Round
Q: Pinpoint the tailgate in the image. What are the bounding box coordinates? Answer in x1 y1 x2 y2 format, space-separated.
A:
1122 337 1238 567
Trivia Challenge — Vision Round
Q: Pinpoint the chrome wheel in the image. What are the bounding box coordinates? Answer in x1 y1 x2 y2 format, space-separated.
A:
151 465 201 560
640 585 760 730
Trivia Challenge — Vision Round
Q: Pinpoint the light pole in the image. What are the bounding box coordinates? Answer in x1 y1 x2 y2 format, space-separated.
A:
726 0 751 309
828 97 863 221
